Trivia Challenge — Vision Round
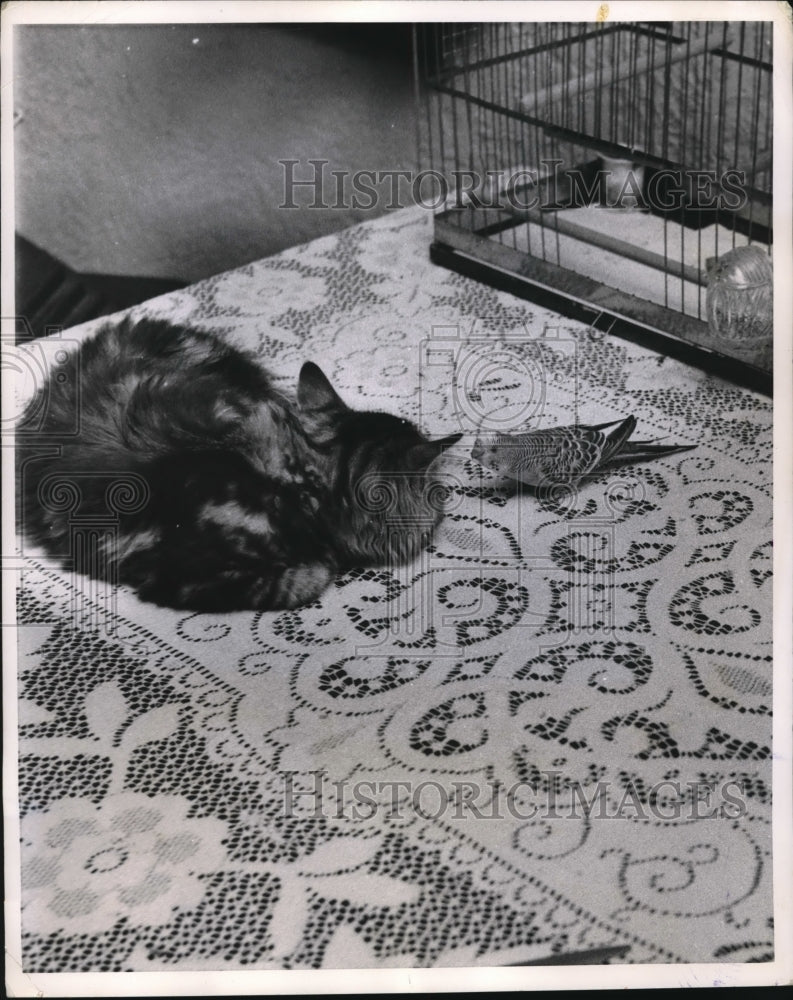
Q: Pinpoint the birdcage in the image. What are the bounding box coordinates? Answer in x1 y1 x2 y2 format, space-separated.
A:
415 21 773 393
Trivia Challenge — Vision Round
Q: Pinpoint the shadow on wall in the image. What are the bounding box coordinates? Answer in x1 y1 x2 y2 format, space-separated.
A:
15 23 418 283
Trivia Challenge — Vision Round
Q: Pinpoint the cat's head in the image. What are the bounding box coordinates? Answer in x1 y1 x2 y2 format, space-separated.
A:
298 362 462 566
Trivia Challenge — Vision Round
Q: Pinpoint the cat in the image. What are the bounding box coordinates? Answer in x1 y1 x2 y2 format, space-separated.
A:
16 317 461 611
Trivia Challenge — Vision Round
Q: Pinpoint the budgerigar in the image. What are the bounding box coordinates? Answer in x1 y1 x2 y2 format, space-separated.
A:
471 415 695 489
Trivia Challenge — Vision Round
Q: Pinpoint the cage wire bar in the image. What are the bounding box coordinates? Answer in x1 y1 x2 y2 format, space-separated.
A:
415 22 773 394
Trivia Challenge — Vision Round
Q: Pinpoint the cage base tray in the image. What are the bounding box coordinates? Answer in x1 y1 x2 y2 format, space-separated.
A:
431 211 772 396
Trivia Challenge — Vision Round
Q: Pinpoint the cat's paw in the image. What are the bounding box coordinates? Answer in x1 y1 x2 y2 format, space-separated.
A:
275 563 335 608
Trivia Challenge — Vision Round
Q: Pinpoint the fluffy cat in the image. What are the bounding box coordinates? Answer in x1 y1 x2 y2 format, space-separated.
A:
16 318 461 611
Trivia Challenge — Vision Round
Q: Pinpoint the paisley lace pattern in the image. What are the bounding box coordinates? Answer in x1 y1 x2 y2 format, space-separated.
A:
12 208 773 970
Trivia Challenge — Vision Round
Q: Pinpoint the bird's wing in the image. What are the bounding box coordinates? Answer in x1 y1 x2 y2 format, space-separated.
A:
596 414 637 467
504 426 607 486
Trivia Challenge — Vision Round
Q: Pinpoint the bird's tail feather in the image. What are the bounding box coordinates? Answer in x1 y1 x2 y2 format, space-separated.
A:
602 441 697 468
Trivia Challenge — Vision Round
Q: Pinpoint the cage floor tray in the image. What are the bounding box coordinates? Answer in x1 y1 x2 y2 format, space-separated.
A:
504 208 759 319
431 206 772 394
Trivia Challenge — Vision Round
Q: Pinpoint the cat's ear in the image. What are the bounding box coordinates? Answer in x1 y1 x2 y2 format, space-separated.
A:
297 362 347 414
407 432 463 469
437 432 463 449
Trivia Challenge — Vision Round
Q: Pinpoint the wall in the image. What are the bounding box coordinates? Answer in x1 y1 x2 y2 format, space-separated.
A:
14 24 417 282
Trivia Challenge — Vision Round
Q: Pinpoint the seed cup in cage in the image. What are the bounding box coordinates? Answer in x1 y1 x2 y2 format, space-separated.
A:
705 245 773 370
599 155 646 209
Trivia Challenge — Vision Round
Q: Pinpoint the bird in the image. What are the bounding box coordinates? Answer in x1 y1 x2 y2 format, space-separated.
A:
470 415 695 490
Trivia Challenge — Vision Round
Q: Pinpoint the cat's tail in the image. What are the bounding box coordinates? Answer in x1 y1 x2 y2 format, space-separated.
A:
132 562 335 612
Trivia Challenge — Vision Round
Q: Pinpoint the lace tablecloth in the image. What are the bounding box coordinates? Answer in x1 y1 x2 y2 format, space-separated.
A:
10 207 773 974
